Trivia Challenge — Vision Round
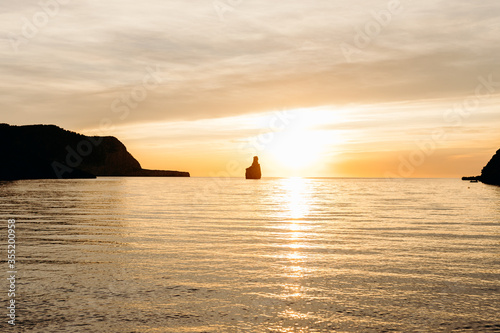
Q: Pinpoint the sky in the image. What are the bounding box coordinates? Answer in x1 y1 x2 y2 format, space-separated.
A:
1 0 500 177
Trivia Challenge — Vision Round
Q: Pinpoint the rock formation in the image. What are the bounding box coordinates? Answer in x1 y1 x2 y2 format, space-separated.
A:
0 124 189 180
462 148 500 186
245 156 261 179
461 176 480 181
480 148 500 185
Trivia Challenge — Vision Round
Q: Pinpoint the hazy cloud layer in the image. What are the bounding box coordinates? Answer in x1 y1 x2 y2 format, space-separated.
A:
1 0 500 129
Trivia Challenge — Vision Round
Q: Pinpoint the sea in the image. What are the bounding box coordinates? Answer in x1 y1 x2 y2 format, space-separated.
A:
0 177 499 332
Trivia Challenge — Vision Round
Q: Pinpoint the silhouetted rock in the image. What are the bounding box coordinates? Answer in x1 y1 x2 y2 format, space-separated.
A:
0 124 189 180
245 156 261 179
480 149 500 185
462 176 480 181
462 149 500 186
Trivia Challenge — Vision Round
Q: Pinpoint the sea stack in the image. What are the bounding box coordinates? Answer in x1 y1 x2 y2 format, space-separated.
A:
245 156 261 179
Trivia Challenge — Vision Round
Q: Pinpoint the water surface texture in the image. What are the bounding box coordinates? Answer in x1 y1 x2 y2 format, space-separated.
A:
0 178 499 332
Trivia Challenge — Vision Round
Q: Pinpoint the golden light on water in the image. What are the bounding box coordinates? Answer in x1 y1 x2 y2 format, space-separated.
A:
5 177 499 332
275 177 314 309
282 177 311 220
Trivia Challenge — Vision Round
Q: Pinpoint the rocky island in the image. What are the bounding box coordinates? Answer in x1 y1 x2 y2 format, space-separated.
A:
462 148 500 186
245 156 262 179
0 124 189 180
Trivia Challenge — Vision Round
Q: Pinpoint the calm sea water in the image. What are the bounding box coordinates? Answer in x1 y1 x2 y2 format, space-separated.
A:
0 177 499 332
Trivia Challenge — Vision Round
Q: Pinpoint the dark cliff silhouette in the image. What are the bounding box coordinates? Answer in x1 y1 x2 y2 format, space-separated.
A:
245 156 261 179
462 148 500 185
480 148 500 185
0 124 189 180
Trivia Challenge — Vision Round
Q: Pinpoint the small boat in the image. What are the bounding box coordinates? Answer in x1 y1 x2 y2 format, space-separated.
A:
470 179 479 183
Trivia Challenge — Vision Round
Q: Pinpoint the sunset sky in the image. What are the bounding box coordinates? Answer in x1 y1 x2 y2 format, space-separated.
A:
1 0 500 177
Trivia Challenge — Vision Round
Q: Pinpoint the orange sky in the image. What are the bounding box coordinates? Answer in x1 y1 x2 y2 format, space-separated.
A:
2 1 500 177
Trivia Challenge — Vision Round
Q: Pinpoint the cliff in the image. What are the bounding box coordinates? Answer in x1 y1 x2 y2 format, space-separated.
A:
480 149 500 185
0 124 189 180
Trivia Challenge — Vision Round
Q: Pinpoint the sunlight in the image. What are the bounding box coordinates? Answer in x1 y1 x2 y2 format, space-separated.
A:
262 108 342 173
267 128 324 170
282 177 310 219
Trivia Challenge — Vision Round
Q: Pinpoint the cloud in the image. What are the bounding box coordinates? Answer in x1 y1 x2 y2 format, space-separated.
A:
1 0 499 145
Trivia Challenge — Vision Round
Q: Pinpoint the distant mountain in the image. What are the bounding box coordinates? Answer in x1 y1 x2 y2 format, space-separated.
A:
462 148 500 186
0 124 189 180
480 149 500 185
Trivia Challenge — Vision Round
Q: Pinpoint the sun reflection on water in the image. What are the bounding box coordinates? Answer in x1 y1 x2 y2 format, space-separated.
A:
275 177 316 309
268 178 322 328
281 177 311 220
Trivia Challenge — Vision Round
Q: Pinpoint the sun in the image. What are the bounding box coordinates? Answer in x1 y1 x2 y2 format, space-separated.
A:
247 107 342 174
267 128 325 170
